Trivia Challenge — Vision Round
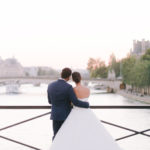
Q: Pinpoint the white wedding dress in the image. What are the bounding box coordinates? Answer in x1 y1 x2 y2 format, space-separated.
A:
50 98 121 150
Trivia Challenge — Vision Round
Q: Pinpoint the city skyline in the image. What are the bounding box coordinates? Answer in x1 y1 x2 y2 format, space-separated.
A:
0 0 150 69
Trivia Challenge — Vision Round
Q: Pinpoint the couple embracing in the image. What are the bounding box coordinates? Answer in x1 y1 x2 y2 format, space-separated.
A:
47 68 121 150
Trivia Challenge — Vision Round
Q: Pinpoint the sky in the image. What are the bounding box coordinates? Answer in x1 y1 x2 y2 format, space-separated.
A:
0 0 150 69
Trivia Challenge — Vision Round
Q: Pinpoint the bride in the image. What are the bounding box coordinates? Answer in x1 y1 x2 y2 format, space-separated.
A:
50 72 121 150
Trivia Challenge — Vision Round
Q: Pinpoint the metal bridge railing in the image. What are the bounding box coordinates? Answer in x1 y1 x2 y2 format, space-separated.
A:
0 105 150 150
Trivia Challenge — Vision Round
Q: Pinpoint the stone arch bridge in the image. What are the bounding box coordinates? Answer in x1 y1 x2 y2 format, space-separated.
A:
0 77 122 91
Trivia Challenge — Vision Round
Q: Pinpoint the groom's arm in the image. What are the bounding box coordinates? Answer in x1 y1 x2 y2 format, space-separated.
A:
68 86 89 108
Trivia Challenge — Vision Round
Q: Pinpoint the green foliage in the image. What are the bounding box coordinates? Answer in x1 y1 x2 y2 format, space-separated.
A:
87 48 150 86
121 56 136 85
121 51 150 87
132 60 150 87
141 48 150 61
90 66 108 78
87 58 108 78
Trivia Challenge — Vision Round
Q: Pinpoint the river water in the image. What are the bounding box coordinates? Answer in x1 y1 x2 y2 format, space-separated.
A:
0 84 149 150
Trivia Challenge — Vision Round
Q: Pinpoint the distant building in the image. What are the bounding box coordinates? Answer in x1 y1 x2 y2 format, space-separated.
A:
107 70 116 80
131 39 150 56
24 67 38 77
72 69 90 79
37 67 59 77
0 57 25 77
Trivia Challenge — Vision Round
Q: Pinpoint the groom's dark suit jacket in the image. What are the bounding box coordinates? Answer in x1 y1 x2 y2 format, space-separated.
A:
47 79 89 121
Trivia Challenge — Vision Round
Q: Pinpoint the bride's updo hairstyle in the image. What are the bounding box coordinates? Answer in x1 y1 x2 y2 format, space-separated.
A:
72 72 81 84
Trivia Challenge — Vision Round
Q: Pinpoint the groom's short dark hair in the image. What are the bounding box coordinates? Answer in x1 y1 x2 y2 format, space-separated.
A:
61 68 72 79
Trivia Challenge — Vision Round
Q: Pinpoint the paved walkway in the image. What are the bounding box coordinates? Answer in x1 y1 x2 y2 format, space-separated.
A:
117 90 150 104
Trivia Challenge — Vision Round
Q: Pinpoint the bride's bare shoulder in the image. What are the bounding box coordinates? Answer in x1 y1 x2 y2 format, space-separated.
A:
74 85 90 98
73 86 78 94
73 86 78 91
83 86 90 94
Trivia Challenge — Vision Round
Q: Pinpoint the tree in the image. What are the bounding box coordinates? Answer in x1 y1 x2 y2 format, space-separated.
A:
87 58 108 78
121 56 136 85
108 53 120 77
87 58 105 71
142 48 150 61
108 53 116 67
121 52 150 89
132 60 150 87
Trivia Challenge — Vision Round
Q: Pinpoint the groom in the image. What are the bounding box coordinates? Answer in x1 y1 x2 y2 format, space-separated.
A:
47 68 89 140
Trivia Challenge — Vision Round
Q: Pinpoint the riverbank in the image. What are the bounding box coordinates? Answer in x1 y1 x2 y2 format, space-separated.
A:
117 90 150 104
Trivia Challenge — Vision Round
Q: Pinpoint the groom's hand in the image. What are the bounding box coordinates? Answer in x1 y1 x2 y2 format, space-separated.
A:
85 102 90 108
70 102 73 107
